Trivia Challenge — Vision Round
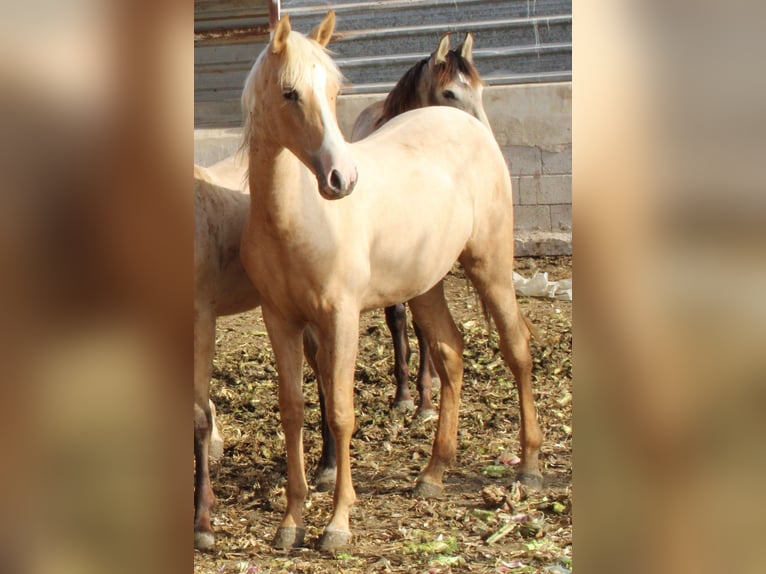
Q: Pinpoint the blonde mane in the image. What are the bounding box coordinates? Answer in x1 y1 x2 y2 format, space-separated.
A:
240 30 344 155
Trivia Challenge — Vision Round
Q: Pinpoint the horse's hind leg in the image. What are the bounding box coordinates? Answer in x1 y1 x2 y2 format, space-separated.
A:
413 321 437 418
407 282 465 498
262 306 309 550
194 305 217 550
385 304 414 411
462 257 544 489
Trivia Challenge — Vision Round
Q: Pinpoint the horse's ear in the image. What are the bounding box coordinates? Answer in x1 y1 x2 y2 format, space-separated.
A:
435 33 450 64
309 10 336 47
458 33 475 63
272 14 291 54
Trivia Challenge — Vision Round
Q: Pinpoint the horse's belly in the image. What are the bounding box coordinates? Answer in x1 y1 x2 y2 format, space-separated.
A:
361 225 470 310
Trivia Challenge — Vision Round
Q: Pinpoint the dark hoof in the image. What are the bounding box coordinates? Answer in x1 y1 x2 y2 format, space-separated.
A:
194 530 215 551
272 527 306 550
413 408 438 422
392 399 416 413
317 528 352 552
413 480 444 499
314 467 337 493
517 472 544 491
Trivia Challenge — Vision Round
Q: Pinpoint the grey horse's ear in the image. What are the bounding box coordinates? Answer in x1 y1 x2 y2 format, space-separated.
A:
458 33 474 63
309 10 336 47
435 33 450 64
272 14 291 53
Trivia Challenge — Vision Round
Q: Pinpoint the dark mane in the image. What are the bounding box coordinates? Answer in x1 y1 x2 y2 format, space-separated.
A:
377 49 483 128
376 58 429 128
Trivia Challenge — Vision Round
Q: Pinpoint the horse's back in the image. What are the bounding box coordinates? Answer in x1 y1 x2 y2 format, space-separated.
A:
356 106 502 167
350 100 385 142
352 106 510 207
206 153 249 193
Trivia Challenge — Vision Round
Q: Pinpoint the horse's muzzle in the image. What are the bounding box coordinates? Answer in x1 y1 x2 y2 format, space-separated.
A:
319 166 357 200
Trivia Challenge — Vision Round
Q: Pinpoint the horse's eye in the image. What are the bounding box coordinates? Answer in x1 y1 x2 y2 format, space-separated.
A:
282 89 299 102
443 90 457 100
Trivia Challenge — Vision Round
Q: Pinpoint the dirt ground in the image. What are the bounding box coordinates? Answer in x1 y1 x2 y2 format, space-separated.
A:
194 256 572 574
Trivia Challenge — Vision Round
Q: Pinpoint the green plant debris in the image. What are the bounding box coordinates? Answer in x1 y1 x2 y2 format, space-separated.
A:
482 464 513 478
404 534 458 556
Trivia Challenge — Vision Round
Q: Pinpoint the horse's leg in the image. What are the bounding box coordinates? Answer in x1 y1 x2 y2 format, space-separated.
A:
407 283 465 498
316 309 360 551
208 399 224 460
303 326 337 492
194 305 216 550
262 306 309 549
385 304 414 411
412 321 437 418
461 256 544 489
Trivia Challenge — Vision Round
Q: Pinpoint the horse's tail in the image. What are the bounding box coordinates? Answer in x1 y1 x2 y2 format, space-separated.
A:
479 298 493 334
521 310 540 341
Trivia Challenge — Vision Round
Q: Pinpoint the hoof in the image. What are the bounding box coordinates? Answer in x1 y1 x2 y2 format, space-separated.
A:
194 530 215 551
413 408 438 422
272 527 306 550
392 399 416 413
517 472 544 491
314 467 337 493
317 527 352 552
413 480 444 499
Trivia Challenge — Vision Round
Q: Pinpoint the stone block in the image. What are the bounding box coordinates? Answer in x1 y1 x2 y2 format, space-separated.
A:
515 231 572 256
519 176 539 205
515 205 551 231
538 175 572 205
542 146 572 175
550 204 573 231
504 145 541 176
512 176 521 205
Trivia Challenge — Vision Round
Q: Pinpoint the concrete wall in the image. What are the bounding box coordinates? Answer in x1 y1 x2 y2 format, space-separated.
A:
194 81 572 253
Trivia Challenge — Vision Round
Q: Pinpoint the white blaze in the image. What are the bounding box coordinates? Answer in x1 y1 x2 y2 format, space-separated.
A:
312 64 346 157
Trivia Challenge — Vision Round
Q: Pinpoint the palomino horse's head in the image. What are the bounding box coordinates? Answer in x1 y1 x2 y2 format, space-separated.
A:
242 11 357 199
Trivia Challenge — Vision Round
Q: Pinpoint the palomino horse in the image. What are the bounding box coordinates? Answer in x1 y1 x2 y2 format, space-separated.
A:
349 31 490 423
240 11 542 551
196 31 493 500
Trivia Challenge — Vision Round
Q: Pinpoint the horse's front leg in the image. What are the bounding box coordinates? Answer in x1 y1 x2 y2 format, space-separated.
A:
302 325 337 492
316 309 360 551
261 305 308 549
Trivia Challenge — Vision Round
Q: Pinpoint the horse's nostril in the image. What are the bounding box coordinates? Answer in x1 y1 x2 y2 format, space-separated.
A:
329 169 343 191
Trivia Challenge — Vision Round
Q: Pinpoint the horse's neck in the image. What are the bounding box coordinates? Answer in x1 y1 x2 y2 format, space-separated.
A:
247 142 315 235
379 61 429 126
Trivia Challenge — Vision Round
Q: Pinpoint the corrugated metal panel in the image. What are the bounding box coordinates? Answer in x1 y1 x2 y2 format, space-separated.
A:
195 0 572 127
194 0 274 127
